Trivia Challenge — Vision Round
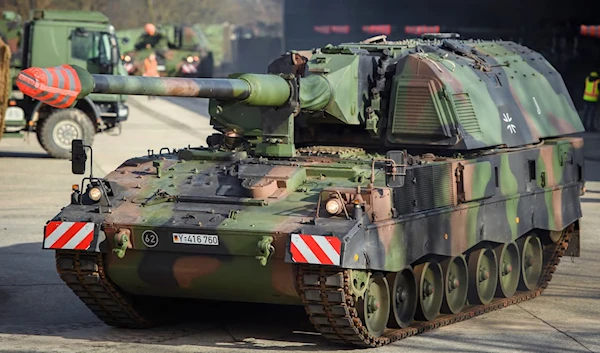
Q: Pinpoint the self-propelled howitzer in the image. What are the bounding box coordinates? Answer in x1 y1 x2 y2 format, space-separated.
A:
20 35 585 348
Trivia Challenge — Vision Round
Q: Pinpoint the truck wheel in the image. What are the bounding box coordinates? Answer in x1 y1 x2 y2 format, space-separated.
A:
37 108 95 159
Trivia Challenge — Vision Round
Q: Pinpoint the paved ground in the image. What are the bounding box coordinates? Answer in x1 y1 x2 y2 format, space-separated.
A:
0 96 599 353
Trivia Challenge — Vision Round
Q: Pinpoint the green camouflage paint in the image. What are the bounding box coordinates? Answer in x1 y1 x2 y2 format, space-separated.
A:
28 34 585 346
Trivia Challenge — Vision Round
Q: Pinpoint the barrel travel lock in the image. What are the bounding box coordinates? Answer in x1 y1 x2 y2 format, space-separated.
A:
256 236 275 266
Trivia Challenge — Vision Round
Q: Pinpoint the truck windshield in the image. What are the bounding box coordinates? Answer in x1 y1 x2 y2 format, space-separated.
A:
71 30 112 69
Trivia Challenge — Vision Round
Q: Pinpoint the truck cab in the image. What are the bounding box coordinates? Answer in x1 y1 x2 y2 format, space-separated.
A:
3 9 129 158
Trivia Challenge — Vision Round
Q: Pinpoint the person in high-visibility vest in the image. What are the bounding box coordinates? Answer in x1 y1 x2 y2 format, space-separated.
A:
582 71 600 131
143 53 159 100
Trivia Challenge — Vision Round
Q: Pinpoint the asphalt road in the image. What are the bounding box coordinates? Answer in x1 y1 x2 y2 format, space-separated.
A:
0 96 599 353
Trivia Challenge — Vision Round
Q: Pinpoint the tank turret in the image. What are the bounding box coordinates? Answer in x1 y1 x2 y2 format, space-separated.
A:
18 36 584 159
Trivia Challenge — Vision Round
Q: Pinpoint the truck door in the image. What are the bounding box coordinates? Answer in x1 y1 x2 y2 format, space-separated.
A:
68 28 113 75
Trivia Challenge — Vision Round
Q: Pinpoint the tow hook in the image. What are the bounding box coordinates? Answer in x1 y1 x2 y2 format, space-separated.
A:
255 236 274 266
113 228 132 258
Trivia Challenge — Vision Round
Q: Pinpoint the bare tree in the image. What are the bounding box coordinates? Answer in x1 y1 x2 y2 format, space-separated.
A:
0 0 283 29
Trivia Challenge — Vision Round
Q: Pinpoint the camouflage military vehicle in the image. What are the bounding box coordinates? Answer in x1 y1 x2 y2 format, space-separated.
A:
18 33 584 347
118 24 214 78
0 11 22 56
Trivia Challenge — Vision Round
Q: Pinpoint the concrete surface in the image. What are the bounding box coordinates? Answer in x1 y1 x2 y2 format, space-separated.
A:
0 96 599 353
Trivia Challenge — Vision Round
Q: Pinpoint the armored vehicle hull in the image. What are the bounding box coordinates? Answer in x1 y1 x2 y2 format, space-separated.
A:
23 34 584 347
49 139 583 346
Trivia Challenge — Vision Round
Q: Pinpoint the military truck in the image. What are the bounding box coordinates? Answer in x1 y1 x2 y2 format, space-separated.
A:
118 24 214 78
0 9 129 158
19 33 584 347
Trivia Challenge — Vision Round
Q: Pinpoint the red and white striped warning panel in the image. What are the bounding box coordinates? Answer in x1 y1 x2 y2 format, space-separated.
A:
290 234 341 266
124 62 134 73
181 63 197 74
43 221 96 250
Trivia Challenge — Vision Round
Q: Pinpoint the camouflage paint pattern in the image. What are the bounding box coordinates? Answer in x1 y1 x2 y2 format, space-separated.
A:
48 133 584 304
0 11 22 54
34 37 584 308
20 64 334 111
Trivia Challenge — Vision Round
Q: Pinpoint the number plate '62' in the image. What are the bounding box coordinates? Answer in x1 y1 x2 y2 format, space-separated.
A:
172 233 219 246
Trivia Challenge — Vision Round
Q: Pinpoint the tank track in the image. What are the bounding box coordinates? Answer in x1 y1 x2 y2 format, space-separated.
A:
54 251 155 328
297 226 575 348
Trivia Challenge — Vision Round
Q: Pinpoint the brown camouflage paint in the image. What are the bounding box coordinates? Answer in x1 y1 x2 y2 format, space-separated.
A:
40 38 584 309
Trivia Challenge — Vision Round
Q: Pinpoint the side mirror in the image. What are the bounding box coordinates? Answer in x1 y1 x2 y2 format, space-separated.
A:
109 35 119 66
111 47 119 66
71 139 87 175
385 150 407 187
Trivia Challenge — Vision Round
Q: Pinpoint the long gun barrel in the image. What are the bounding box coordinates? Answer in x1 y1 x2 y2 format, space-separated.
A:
16 64 328 109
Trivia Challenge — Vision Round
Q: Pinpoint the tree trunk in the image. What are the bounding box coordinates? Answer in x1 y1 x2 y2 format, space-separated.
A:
145 0 156 23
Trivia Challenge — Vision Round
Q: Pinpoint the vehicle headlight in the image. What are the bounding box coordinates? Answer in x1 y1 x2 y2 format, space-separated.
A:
186 55 194 63
124 55 131 62
88 187 102 202
118 105 129 118
325 198 343 216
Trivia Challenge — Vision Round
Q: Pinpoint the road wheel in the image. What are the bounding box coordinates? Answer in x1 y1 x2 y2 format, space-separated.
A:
517 234 543 291
37 108 95 159
467 247 498 305
357 273 390 338
387 266 417 328
441 255 468 314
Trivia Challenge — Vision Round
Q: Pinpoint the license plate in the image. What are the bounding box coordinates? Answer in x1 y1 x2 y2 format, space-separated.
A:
157 65 166 71
172 233 219 246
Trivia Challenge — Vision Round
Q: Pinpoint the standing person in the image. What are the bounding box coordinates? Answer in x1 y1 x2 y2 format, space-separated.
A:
582 71 600 131
143 53 159 100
